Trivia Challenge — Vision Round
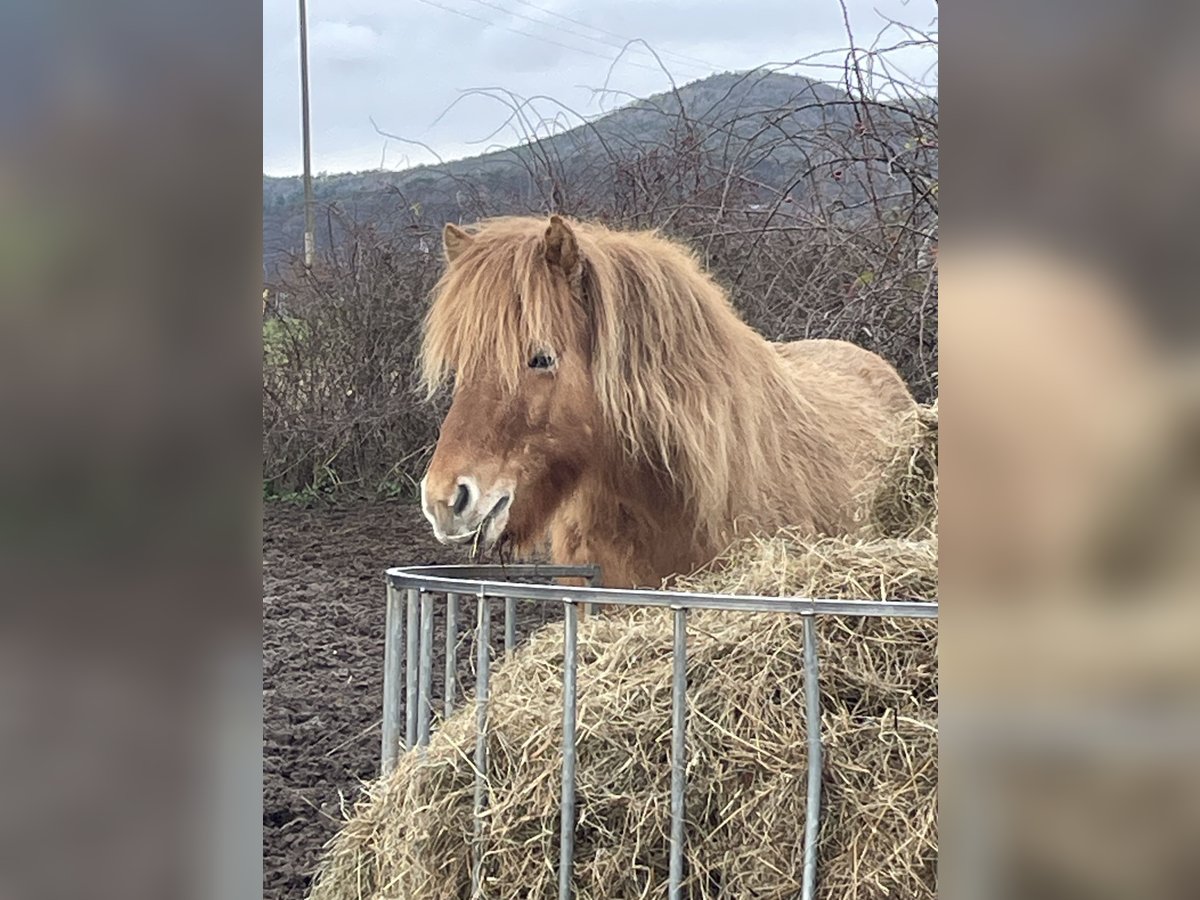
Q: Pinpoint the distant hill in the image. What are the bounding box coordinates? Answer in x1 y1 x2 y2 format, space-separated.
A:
263 70 937 275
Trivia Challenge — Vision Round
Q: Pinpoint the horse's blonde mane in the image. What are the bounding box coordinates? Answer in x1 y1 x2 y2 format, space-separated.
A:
421 217 585 397
422 215 844 546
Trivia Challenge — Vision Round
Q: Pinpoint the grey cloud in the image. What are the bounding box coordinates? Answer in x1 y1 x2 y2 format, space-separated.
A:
309 21 385 64
483 41 569 75
263 0 936 175
560 0 843 49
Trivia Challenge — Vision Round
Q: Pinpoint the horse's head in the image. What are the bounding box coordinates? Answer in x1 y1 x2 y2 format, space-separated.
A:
419 216 603 551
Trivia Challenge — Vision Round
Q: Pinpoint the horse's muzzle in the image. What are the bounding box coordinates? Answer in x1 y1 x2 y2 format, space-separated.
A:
420 475 513 549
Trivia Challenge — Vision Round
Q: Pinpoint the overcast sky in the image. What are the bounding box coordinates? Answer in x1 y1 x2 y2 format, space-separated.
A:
263 0 937 176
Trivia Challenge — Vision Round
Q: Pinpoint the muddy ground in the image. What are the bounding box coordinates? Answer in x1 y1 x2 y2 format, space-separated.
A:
263 498 563 899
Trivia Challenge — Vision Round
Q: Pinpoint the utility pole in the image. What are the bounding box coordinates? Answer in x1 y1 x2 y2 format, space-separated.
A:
298 0 315 267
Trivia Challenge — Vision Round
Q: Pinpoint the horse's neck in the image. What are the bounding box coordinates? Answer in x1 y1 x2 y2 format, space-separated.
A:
551 457 704 588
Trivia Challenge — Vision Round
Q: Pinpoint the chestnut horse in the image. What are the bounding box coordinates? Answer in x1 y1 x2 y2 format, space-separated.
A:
419 215 916 588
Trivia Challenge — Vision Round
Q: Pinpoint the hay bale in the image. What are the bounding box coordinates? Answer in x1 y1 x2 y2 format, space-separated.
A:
309 531 938 899
868 401 939 539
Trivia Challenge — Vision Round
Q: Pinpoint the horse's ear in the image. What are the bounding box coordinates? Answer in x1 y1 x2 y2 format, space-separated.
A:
443 223 473 263
544 215 581 279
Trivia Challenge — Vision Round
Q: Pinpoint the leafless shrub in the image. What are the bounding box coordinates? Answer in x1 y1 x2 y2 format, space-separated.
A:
262 213 446 497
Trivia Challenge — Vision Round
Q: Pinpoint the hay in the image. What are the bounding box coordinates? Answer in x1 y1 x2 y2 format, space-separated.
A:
309 407 939 900
868 401 939 540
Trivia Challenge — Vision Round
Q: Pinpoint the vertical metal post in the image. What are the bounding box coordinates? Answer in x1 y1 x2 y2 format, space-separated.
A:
669 606 687 899
583 569 600 618
471 591 491 898
405 588 419 750
557 600 579 900
801 616 823 900
297 0 315 266
504 596 516 656
381 581 403 774
417 591 434 748
445 592 459 718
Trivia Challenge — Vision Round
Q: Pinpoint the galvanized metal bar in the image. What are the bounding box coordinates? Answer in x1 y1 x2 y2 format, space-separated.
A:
405 588 419 750
387 566 938 620
504 596 516 656
381 581 404 774
583 569 600 618
557 600 579 900
471 591 491 898
801 616 823 900
417 590 434 748
444 592 459 718
669 606 687 899
398 563 601 581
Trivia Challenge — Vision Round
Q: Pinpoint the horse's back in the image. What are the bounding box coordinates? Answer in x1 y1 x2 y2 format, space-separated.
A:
773 338 918 510
776 338 916 416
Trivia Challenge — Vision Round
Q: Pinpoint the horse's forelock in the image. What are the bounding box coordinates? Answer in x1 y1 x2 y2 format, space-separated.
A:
421 219 584 396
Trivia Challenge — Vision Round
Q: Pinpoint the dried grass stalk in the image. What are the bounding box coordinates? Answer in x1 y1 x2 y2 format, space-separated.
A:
868 401 938 540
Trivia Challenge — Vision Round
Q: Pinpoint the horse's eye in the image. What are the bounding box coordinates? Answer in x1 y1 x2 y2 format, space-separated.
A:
529 352 555 370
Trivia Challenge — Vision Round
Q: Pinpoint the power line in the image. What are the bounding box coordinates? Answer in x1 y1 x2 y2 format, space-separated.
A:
458 0 714 77
412 0 693 76
503 0 723 73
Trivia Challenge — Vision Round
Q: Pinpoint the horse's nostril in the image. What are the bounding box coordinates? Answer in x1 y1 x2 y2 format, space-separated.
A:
452 483 471 516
